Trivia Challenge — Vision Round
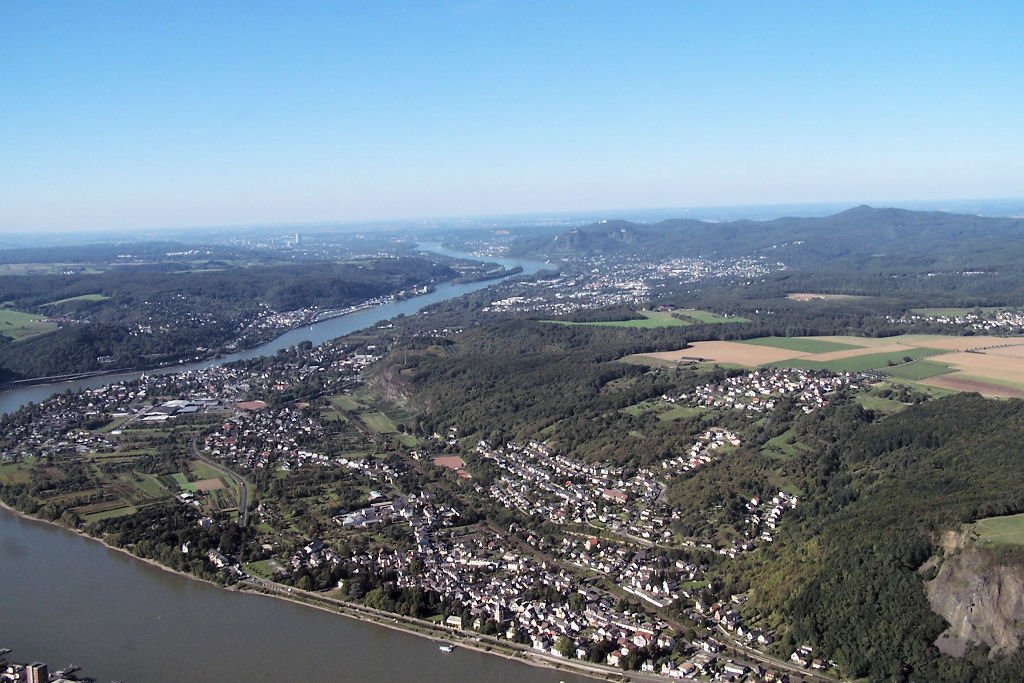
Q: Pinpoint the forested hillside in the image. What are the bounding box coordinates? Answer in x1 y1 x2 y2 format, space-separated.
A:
730 394 1024 681
386 312 1024 681
0 257 455 380
514 206 1024 272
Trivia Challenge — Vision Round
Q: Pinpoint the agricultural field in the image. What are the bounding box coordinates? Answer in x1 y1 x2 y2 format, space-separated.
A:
545 309 747 329
922 374 1024 398
0 308 59 341
0 460 33 485
787 292 870 301
328 394 364 411
40 293 110 307
360 411 397 434
769 347 942 373
190 460 226 480
910 307 1001 317
633 334 1024 398
881 360 955 381
974 513 1024 547
741 336 860 353
657 404 705 421
674 309 750 324
545 310 693 328
855 393 911 414
171 472 198 492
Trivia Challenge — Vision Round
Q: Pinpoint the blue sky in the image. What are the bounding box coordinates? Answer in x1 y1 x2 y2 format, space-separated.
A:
1 1 1022 232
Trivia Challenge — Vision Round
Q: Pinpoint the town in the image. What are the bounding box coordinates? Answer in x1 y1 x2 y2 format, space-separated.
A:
483 254 782 315
0 325 837 681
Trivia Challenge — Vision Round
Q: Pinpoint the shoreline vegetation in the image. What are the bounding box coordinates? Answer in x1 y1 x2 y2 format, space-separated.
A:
0 500 651 683
0 258 528 393
0 303 374 392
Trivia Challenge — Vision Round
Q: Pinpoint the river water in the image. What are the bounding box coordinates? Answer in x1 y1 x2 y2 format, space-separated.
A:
0 511 590 683
0 245 547 415
0 248 590 683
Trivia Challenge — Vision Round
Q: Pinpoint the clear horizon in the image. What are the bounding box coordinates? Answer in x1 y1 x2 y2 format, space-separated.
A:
3 1 1023 233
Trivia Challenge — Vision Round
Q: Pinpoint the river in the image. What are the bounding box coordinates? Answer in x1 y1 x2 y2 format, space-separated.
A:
0 510 591 683
0 245 548 415
0 247 593 683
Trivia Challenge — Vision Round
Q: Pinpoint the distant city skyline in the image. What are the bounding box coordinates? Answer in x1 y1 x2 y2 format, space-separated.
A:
2 1 1022 233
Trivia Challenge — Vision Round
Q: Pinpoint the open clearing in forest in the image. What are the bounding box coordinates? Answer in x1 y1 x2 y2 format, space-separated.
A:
40 293 110 307
631 334 1024 398
545 309 748 329
0 308 58 341
675 309 750 324
974 513 1024 546
545 310 692 328
787 293 871 301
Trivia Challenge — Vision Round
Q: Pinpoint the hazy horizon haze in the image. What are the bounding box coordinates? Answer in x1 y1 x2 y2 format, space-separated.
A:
2 1 1022 233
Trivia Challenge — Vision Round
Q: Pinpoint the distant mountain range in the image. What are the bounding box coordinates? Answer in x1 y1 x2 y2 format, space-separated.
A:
512 206 1024 271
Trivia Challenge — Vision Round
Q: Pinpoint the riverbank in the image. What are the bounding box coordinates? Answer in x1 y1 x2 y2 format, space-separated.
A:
2 499 647 679
237 579 663 683
0 500 230 592
0 500 656 683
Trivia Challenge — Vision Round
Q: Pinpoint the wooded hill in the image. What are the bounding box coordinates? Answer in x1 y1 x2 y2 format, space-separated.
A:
0 257 455 382
382 316 1024 681
513 206 1024 272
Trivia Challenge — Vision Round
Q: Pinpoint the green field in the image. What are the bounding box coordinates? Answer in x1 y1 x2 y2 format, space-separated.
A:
247 558 287 579
882 378 959 399
741 336 862 353
974 513 1024 546
622 400 662 417
171 472 198 492
856 394 910 414
770 347 942 373
881 360 954 381
911 307 1001 317
0 308 58 341
545 311 693 328
547 309 750 329
329 394 365 411
676 309 750 324
120 473 169 498
40 293 110 307
190 461 224 480
762 428 812 460
397 433 421 447
657 405 705 421
0 461 32 484
360 412 397 433
80 504 138 523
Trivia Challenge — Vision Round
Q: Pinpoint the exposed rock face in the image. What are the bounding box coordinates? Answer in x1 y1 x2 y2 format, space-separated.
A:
368 362 414 405
926 535 1024 657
